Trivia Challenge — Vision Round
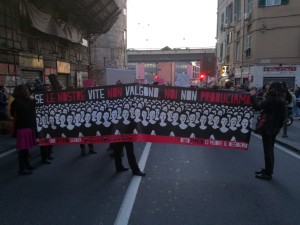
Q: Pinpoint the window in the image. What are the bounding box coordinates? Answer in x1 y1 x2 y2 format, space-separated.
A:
245 35 251 57
235 41 240 61
124 30 127 44
226 32 232 45
225 46 230 63
246 48 251 57
145 63 155 68
259 0 289 7
266 0 281 5
220 13 225 31
247 24 252 33
233 0 241 22
246 35 252 48
225 3 233 25
247 0 253 12
220 43 224 59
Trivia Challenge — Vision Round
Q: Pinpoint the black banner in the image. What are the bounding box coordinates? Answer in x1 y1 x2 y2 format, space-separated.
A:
34 84 253 150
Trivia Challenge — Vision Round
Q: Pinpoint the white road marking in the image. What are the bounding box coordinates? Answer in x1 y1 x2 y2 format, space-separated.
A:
114 142 152 225
252 133 300 160
0 148 16 158
275 144 300 160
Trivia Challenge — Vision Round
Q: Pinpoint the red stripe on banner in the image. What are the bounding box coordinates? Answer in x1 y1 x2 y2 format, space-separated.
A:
39 134 248 150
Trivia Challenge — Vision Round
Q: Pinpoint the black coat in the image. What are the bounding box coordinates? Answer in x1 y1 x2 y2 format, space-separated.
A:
11 97 36 130
251 95 285 135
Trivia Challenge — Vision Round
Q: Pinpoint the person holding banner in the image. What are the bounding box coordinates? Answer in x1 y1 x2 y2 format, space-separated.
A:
79 143 96 156
11 85 37 175
112 142 146 176
250 82 286 180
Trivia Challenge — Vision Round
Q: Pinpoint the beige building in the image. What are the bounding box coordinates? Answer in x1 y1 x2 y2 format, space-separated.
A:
216 0 300 89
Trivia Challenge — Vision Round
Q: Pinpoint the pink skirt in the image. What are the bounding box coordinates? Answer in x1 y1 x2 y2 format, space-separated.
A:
16 128 37 150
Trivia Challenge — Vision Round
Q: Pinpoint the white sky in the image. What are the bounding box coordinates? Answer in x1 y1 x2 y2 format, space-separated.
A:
127 0 218 49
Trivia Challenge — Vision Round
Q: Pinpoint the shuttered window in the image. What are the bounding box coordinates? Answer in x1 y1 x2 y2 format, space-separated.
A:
282 0 289 4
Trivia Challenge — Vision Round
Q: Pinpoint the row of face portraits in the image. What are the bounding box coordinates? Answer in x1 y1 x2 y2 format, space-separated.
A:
35 97 254 136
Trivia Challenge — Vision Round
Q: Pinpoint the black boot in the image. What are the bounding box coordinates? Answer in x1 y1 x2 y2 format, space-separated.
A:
255 168 265 175
41 146 51 164
116 166 129 173
24 150 35 170
80 144 86 156
47 146 54 160
132 170 146 176
255 172 272 180
81 148 86 156
18 150 33 175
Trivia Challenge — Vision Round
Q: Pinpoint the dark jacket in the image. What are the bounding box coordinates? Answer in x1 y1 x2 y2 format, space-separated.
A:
251 95 285 135
11 97 36 129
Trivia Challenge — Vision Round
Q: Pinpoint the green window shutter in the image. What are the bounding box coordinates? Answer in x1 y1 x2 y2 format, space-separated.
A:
282 0 289 5
258 0 265 7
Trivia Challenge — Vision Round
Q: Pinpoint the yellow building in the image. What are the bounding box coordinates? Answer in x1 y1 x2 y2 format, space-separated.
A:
216 0 300 89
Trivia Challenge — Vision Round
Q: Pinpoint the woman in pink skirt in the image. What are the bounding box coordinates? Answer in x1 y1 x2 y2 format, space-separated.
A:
11 84 36 175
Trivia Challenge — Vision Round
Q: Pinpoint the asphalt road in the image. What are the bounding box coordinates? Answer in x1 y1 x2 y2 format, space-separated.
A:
1 134 300 225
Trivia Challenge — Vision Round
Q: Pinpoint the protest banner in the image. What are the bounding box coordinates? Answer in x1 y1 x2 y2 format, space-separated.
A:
35 84 253 150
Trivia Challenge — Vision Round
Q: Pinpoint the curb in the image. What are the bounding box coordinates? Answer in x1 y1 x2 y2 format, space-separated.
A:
251 129 300 154
275 139 300 154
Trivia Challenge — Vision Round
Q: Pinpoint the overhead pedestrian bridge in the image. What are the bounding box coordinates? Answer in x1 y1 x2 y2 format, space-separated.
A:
127 48 215 62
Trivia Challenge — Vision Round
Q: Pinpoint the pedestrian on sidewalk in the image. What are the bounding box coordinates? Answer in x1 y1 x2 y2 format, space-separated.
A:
11 84 37 175
288 88 298 117
250 82 286 180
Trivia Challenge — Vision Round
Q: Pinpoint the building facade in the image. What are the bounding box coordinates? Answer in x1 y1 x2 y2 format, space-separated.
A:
0 0 120 91
127 48 216 86
216 0 300 89
90 0 128 85
128 61 200 86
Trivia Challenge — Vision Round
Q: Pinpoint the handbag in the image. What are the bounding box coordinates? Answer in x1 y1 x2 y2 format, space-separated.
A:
255 112 267 134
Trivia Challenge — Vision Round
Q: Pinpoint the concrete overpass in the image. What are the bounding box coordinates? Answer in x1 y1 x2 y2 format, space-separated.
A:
127 48 216 62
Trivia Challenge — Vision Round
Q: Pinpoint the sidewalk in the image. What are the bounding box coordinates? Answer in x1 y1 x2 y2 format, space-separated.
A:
273 116 300 152
1 118 300 154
